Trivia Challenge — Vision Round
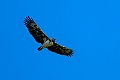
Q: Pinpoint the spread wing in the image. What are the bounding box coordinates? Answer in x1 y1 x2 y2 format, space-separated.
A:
47 43 73 57
24 16 49 44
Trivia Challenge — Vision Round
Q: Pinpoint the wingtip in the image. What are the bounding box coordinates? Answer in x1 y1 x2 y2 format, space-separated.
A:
68 49 74 57
68 52 74 57
23 16 35 26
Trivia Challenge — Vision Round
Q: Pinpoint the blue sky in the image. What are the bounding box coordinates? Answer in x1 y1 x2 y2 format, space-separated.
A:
0 0 120 80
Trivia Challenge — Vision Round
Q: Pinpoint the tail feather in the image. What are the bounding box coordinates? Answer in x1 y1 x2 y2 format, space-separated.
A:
37 46 43 51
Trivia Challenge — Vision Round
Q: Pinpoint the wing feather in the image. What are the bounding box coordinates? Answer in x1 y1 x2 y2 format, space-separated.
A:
24 16 49 44
47 43 73 57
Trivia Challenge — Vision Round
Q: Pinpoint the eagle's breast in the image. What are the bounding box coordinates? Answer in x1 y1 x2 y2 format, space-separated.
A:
42 40 54 48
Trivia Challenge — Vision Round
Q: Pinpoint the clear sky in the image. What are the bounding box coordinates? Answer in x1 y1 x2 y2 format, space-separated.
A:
0 0 120 80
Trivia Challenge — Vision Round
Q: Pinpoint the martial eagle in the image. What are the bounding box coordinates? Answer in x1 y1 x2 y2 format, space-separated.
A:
24 16 73 57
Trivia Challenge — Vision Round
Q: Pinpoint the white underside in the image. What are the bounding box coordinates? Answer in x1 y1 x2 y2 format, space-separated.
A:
42 40 53 48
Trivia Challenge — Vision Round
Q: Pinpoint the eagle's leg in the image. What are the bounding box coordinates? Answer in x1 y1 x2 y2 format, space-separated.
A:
37 46 43 51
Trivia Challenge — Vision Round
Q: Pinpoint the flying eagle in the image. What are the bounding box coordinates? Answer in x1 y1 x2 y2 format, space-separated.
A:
24 16 73 57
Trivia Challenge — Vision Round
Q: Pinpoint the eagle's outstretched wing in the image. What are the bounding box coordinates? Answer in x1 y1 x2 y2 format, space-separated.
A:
24 16 49 44
24 16 74 57
48 43 73 57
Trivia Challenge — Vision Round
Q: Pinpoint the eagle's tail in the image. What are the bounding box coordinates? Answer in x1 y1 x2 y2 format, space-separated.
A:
37 46 43 51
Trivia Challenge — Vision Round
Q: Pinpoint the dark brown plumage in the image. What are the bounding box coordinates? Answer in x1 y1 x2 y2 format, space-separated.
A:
24 16 73 57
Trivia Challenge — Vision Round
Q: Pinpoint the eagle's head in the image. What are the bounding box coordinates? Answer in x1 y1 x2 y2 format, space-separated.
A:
50 38 56 43
51 38 56 42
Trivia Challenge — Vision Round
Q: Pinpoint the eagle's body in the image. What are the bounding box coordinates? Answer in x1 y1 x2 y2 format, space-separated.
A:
37 39 54 51
24 16 73 57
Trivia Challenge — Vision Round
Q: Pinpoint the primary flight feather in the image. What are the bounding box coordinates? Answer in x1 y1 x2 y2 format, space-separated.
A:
24 16 73 57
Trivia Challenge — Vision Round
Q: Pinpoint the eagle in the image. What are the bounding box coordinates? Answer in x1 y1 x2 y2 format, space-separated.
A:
24 16 73 57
